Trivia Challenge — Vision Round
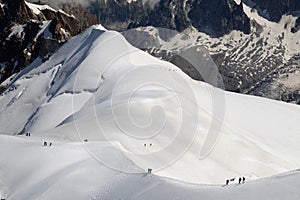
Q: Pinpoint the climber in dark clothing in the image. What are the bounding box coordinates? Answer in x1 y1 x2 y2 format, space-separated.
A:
226 179 229 185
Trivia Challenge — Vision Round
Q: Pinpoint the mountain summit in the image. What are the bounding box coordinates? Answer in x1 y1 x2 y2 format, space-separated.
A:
1 24 300 184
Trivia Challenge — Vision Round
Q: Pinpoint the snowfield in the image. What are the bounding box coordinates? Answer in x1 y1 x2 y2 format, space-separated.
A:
1 135 300 200
0 25 300 199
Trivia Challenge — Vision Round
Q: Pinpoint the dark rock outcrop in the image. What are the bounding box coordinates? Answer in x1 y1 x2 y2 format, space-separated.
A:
291 17 300 33
243 0 300 22
188 0 250 37
0 0 97 85
91 0 251 37
248 54 300 104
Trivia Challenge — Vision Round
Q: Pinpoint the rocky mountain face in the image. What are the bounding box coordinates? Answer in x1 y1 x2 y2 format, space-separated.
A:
188 0 250 37
91 0 251 37
85 0 300 104
244 0 300 33
90 0 300 35
246 0 300 22
0 0 299 104
0 0 97 91
248 54 300 104
123 21 300 103
108 0 300 104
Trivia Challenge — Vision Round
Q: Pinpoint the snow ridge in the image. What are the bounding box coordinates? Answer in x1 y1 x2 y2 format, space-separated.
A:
0 25 300 199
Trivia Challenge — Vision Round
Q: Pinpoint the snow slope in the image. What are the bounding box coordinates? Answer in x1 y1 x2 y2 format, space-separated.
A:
0 25 300 198
1 135 300 200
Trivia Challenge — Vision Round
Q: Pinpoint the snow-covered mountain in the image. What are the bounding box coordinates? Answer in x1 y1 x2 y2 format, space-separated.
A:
118 1 300 103
124 26 300 101
1 0 299 104
0 0 97 88
38 0 298 104
1 25 300 199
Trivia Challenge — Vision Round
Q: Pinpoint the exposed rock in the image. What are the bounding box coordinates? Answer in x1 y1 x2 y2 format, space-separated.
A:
90 0 251 37
248 54 300 103
188 0 250 37
0 0 97 85
291 17 300 33
243 0 300 22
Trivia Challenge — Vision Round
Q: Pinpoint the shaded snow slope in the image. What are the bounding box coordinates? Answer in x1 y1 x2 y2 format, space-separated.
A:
0 25 300 198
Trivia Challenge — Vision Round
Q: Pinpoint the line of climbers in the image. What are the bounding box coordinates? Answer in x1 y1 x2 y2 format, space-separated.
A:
43 141 52 146
225 176 246 186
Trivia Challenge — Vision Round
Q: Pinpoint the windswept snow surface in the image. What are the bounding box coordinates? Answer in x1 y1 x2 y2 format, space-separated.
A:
1 135 300 200
0 25 300 199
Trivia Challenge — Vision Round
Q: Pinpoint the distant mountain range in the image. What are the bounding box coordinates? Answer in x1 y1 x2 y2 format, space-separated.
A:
1 0 300 103
88 0 300 103
88 0 300 35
